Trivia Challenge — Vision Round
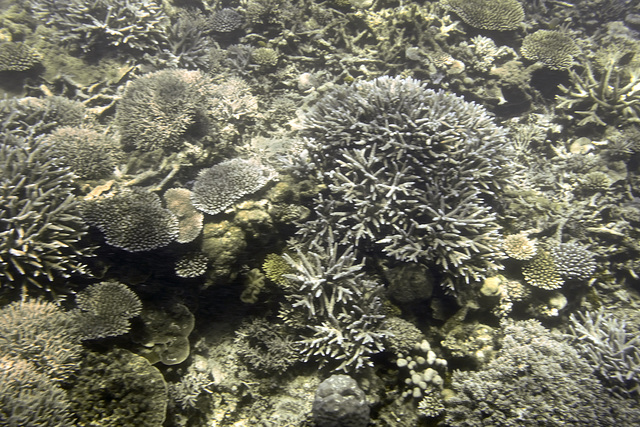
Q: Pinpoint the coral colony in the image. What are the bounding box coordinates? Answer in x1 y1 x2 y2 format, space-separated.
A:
2 0 640 425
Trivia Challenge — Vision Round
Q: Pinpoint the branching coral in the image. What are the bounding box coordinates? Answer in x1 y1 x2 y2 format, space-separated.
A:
31 0 170 53
280 236 388 372
0 135 91 297
81 188 179 252
299 76 514 291
567 308 640 396
557 48 640 126
444 319 640 425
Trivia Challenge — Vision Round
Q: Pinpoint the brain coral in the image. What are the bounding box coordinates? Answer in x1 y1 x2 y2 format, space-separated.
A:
116 69 212 151
521 30 580 70
441 0 524 31
191 158 277 215
81 188 179 252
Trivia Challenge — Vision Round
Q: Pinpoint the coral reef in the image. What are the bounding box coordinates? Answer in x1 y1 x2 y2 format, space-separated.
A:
520 30 580 71
209 8 244 33
444 319 640 425
163 188 203 244
81 188 179 252
521 250 565 290
72 281 142 340
549 242 597 280
68 348 167 427
234 317 300 374
115 69 212 152
174 252 209 278
299 76 513 291
440 0 524 31
280 237 388 372
0 356 74 426
568 309 640 396
191 158 277 216
40 125 121 180
0 299 82 382
312 375 370 427
32 0 170 53
0 41 41 72
502 233 537 260
0 134 91 297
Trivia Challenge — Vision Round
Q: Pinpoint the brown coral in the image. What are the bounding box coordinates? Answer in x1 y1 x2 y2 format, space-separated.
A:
502 233 537 260
440 0 524 31
521 30 580 70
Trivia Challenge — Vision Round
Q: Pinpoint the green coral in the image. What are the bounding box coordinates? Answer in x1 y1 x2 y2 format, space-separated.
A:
520 30 580 71
262 252 294 288
440 0 524 31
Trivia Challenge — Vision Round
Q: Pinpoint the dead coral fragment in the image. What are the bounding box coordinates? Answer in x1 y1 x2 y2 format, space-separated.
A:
440 0 524 31
521 30 580 70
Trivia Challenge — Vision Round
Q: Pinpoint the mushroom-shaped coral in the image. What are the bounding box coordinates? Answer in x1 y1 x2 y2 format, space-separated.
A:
521 30 580 70
440 0 524 31
81 188 179 252
72 281 143 340
191 158 277 216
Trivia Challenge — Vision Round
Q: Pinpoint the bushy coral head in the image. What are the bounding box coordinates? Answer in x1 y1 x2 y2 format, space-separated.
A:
521 30 580 70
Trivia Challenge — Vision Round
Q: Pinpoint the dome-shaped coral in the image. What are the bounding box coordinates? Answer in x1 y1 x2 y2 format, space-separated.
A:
521 30 580 70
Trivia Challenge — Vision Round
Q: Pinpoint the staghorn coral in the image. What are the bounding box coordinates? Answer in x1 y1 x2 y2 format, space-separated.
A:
116 69 212 152
299 76 513 291
521 250 564 290
40 125 121 180
444 319 640 425
440 0 524 31
72 281 142 340
280 237 388 373
69 348 168 427
31 0 170 53
520 30 580 71
81 188 179 252
567 308 640 396
549 242 596 281
0 41 42 72
191 158 277 216
0 134 91 297
0 299 82 382
557 47 640 127
0 356 74 426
